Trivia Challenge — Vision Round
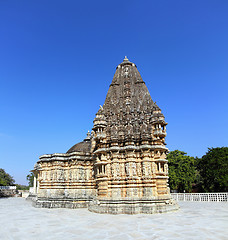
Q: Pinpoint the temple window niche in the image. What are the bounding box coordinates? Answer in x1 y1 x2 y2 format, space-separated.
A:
157 162 160 172
156 160 166 173
96 164 106 175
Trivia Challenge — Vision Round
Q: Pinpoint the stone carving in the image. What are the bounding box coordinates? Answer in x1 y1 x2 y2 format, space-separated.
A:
132 162 137 176
120 163 125 176
59 170 64 181
112 164 117 178
136 162 142 176
69 170 72 180
152 162 156 173
148 162 152 176
142 162 148 176
116 163 120 176
106 164 111 176
79 168 84 180
164 163 168 174
125 162 130 176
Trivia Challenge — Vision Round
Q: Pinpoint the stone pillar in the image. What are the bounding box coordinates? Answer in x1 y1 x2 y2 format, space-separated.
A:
34 175 37 194
37 174 40 194
158 162 161 172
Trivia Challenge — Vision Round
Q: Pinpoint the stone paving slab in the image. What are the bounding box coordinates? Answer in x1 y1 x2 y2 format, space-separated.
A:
0 198 227 240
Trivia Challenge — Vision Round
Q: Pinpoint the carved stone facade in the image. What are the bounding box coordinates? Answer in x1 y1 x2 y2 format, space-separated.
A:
32 57 179 214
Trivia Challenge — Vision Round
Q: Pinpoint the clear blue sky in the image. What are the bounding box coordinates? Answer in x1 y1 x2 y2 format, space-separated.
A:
0 0 227 185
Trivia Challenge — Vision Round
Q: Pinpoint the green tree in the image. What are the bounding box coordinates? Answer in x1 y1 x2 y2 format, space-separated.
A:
26 173 34 187
15 184 29 190
0 168 15 186
197 147 228 192
167 150 196 192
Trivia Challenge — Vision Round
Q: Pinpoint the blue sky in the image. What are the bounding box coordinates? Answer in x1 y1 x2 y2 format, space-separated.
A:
0 0 227 185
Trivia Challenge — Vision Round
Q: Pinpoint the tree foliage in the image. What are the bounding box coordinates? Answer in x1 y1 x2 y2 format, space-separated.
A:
167 150 196 192
26 173 34 187
15 184 29 190
196 147 228 192
0 168 15 186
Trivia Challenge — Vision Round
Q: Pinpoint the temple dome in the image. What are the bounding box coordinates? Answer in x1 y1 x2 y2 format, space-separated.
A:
66 131 91 153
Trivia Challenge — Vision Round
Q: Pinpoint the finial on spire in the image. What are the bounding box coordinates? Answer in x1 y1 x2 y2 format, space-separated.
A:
85 130 91 140
124 56 129 61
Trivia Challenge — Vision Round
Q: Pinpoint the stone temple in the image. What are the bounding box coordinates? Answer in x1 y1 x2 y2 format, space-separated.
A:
31 57 179 214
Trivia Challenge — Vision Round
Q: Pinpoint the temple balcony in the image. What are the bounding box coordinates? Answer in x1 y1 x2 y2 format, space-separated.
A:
156 171 167 176
94 161 107 166
155 159 168 163
153 129 167 137
94 132 106 140
96 173 108 178
95 163 108 178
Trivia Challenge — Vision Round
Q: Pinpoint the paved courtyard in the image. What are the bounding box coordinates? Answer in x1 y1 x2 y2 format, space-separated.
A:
0 198 227 240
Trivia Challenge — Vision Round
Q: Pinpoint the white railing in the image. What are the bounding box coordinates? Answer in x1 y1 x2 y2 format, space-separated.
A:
171 193 228 202
0 186 16 190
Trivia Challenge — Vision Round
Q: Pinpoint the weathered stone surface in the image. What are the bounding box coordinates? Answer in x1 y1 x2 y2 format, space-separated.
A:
31 57 178 214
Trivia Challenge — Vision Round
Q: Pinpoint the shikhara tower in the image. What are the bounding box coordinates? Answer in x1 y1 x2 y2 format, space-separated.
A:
31 57 178 214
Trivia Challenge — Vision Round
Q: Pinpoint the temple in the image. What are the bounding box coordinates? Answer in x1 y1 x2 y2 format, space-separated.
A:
31 57 179 214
